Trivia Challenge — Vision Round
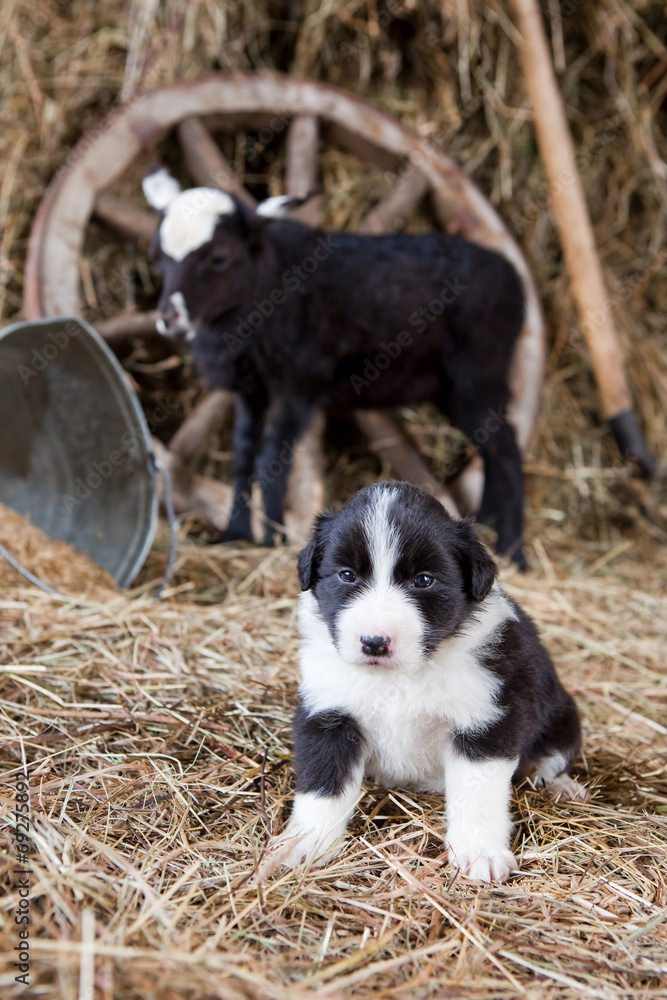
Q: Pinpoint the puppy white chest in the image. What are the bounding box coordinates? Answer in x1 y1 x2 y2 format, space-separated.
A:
298 589 513 791
363 699 449 792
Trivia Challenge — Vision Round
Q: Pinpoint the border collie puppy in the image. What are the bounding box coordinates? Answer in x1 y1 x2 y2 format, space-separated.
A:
259 482 585 884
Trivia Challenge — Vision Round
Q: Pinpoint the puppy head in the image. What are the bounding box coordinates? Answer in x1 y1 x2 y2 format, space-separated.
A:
298 482 497 670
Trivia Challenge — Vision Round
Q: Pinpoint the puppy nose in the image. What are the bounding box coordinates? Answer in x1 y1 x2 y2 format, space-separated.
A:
360 634 391 657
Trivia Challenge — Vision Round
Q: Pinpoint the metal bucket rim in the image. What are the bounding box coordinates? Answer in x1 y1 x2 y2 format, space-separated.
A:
0 315 158 587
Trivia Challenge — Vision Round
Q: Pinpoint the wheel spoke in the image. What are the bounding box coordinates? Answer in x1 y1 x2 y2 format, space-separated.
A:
96 310 160 340
358 164 428 234
94 193 158 243
285 114 321 225
167 389 235 474
178 116 255 206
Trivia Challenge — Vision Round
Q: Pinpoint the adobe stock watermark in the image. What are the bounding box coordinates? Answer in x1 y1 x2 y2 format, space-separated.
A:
349 276 468 396
17 320 81 385
511 122 624 234
227 436 301 527
223 234 342 358
18 265 136 385
16 0 71 39
12 768 33 987
60 400 179 514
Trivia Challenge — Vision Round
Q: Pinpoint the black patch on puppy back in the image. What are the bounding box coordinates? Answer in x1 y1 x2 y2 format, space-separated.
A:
293 704 366 797
451 610 582 776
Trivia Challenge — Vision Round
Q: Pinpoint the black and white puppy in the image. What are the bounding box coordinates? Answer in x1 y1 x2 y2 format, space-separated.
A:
260 482 585 884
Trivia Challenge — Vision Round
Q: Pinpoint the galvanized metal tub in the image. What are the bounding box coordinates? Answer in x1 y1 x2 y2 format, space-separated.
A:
0 316 157 587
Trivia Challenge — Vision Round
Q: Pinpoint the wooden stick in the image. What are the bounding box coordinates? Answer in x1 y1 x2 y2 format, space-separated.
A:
358 165 429 234
177 117 256 206
93 193 158 242
354 411 459 517
508 0 630 421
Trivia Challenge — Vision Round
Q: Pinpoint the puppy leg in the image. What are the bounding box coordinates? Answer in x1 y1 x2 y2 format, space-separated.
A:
258 779 363 877
258 707 366 878
531 691 586 801
444 750 519 884
533 751 588 802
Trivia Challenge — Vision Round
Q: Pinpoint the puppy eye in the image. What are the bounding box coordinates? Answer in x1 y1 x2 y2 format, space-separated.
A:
339 569 356 584
414 573 434 589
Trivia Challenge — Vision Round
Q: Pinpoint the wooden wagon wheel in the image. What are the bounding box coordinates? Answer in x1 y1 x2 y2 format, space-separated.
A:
24 71 545 541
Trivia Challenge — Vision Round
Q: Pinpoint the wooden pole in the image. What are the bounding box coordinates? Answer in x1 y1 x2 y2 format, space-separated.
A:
508 0 653 475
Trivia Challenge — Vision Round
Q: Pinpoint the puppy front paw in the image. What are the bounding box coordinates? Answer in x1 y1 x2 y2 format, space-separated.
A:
447 843 518 884
257 824 342 880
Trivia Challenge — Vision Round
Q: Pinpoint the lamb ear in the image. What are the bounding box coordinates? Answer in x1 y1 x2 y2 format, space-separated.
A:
297 511 337 591
142 166 182 212
255 191 318 219
455 516 498 602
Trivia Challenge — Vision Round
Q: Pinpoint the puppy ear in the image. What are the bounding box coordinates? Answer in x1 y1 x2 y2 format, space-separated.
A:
297 511 337 591
455 517 497 602
142 165 182 212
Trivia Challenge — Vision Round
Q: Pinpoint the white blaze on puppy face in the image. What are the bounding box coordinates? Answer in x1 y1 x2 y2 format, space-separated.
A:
159 188 236 262
335 487 425 669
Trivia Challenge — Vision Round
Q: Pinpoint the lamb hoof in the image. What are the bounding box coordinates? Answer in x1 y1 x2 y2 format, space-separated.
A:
511 547 529 572
499 543 528 571
221 524 253 545
448 845 518 884
262 530 287 548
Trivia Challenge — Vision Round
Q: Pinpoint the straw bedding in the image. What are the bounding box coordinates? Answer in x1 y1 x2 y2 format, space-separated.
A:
1 0 666 997
1 530 666 998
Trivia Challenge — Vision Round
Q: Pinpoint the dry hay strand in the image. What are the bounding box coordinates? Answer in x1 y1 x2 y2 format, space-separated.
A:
0 502 118 601
1 530 666 999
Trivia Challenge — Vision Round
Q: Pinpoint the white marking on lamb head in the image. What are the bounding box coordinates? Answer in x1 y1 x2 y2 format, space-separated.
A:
159 188 236 262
